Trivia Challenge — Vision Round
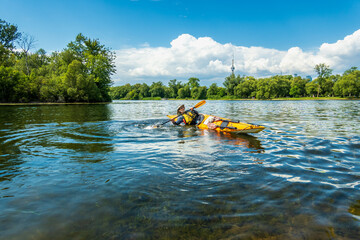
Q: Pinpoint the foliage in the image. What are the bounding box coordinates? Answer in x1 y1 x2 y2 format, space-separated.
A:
177 86 191 99
305 81 318 97
0 66 26 102
0 19 21 49
66 33 116 101
290 77 309 97
187 77 200 89
223 74 243 96
333 69 360 97
0 18 115 103
191 86 207 99
234 76 257 98
149 81 165 98
0 18 358 103
0 19 21 67
110 64 360 100
168 79 183 98
207 83 226 99
314 63 333 97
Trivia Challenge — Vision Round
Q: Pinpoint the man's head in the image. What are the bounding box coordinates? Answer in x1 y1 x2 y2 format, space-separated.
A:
177 104 185 115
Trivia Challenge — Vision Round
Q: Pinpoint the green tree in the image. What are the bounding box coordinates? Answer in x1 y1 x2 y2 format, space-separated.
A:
0 19 21 49
217 87 226 98
329 74 341 84
235 76 257 98
125 89 140 100
224 74 243 96
62 60 85 102
61 60 101 102
164 87 173 98
191 86 207 99
314 63 332 97
168 79 183 98
0 19 21 66
17 33 36 75
66 33 116 101
149 81 165 98
305 81 319 97
273 76 291 98
177 85 191 99
207 83 220 99
290 77 309 97
130 83 142 99
322 79 334 96
30 49 50 72
0 66 27 102
39 76 63 102
334 70 360 97
0 20 116 103
139 83 150 98
255 78 268 99
110 84 132 99
187 77 200 89
343 67 358 76
255 77 285 99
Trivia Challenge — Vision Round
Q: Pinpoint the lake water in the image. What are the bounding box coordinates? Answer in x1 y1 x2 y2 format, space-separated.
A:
0 100 359 239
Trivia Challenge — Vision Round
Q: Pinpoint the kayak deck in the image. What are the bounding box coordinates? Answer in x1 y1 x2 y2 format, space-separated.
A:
167 114 265 133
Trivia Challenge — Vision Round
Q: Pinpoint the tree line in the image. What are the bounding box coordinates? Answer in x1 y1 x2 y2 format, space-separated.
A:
110 64 360 100
1 19 359 103
0 19 116 103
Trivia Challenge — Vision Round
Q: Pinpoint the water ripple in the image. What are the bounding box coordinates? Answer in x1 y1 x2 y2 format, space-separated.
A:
1 101 360 239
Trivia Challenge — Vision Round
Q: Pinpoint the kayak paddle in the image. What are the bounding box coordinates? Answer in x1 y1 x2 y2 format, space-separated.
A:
154 100 206 128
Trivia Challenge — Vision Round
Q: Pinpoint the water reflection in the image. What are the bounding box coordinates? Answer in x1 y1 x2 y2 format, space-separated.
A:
1 101 360 239
0 104 114 183
0 104 112 126
174 126 199 139
0 145 22 182
172 125 263 151
200 130 264 151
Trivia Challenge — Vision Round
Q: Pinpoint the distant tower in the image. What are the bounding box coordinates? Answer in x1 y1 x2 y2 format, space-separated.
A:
231 54 235 75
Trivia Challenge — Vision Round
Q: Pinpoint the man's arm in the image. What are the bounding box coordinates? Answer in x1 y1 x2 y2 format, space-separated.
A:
172 115 184 125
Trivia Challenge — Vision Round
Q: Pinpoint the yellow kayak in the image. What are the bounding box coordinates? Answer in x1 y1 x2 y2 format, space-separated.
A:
167 114 265 134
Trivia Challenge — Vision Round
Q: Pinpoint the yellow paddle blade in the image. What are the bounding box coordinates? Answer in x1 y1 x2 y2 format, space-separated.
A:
194 100 206 109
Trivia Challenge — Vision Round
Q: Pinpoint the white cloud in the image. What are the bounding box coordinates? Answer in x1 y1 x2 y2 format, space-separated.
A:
114 30 360 84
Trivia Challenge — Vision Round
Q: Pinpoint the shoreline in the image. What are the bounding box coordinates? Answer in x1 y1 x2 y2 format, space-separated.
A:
114 97 359 101
1 97 359 106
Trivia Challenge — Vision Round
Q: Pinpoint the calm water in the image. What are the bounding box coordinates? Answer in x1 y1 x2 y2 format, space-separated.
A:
0 100 359 239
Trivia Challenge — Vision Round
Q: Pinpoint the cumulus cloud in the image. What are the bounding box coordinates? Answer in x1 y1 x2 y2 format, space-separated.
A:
114 30 360 84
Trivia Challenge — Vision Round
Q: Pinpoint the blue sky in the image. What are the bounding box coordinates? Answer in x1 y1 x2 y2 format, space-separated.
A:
1 0 360 85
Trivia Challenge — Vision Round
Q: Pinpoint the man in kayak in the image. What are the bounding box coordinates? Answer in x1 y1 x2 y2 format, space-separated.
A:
171 104 202 125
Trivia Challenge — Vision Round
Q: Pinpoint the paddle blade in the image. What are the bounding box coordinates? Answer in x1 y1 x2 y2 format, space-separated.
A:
194 100 206 109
